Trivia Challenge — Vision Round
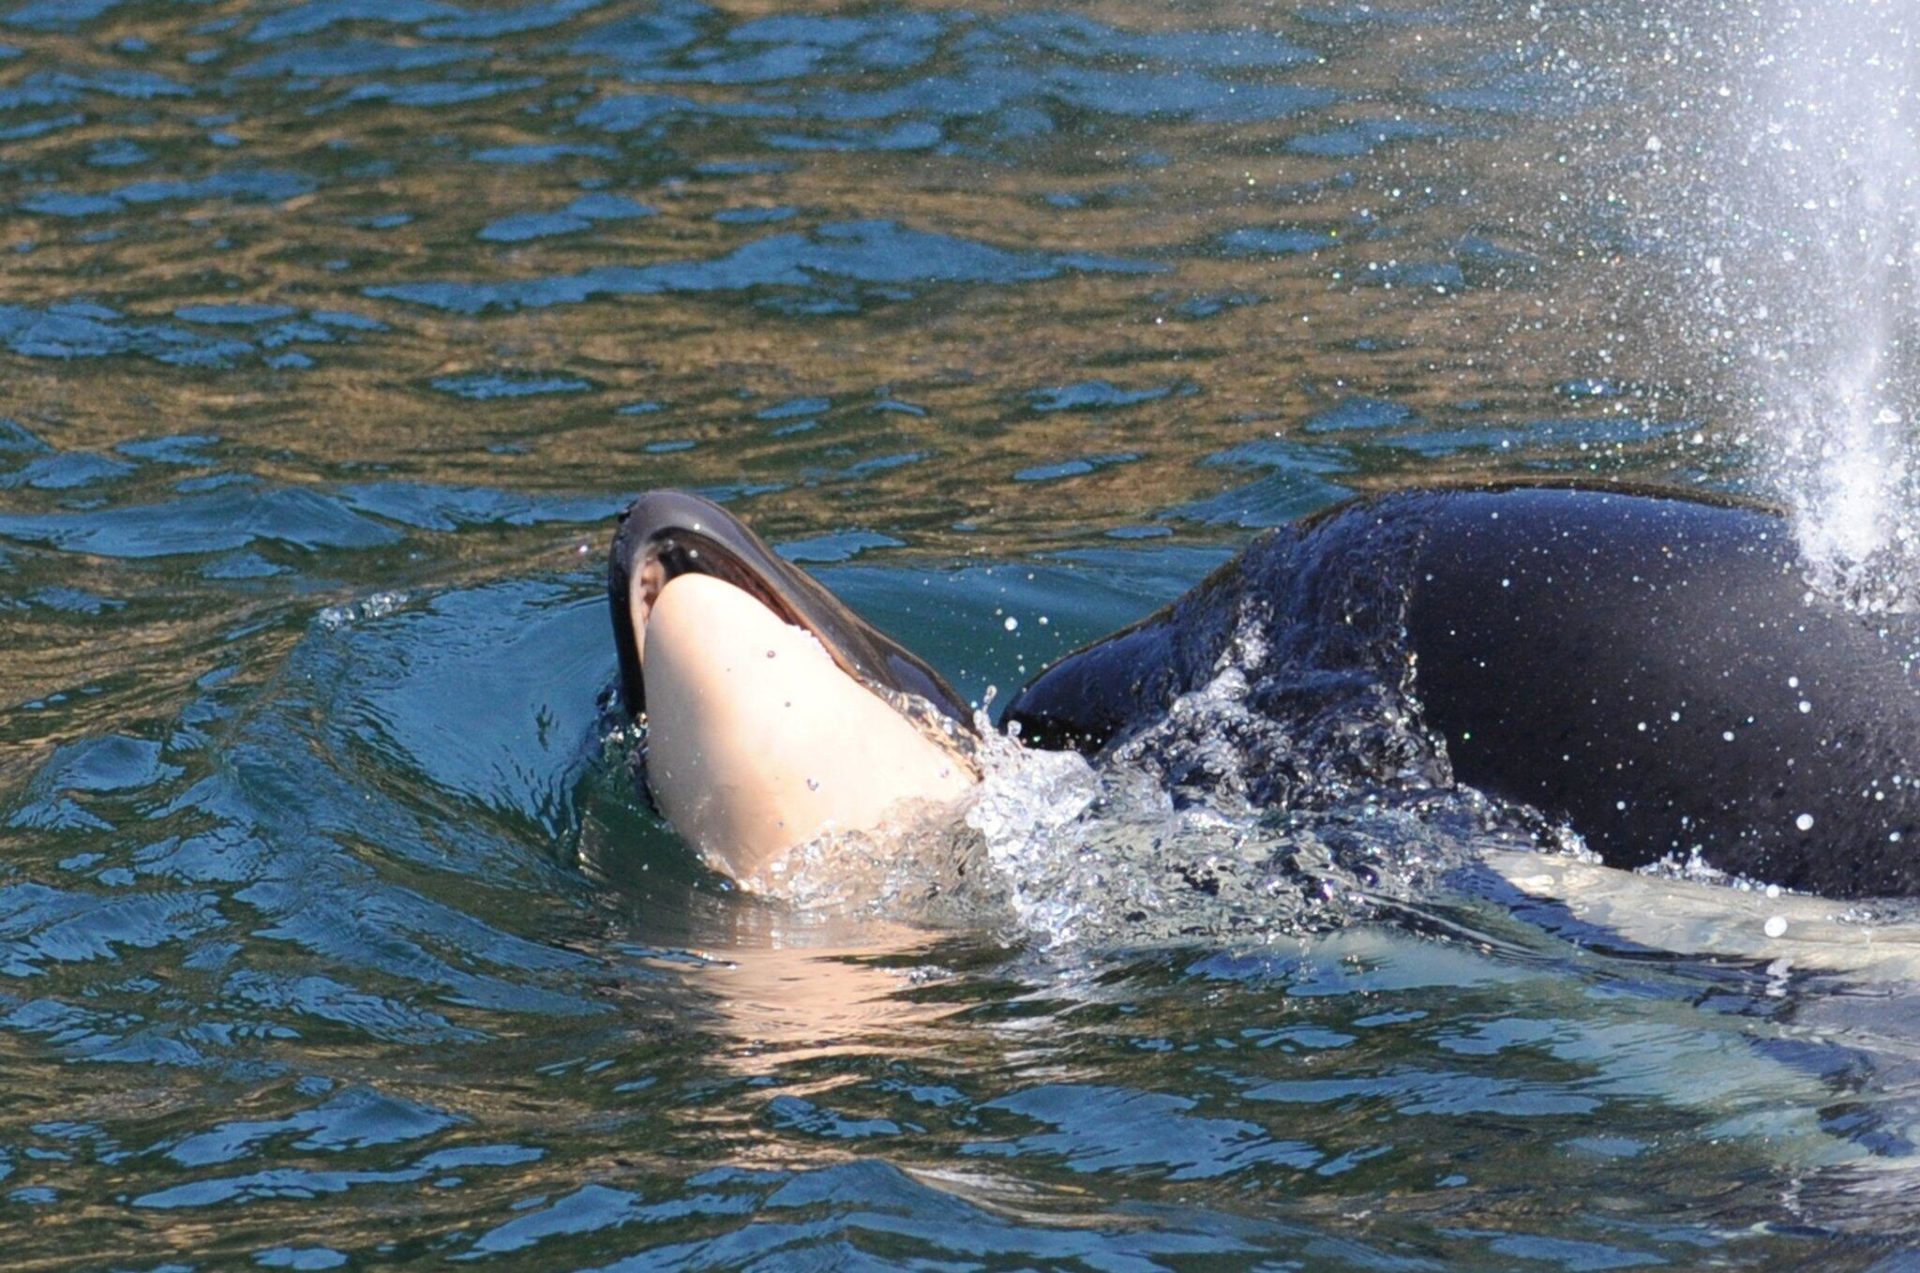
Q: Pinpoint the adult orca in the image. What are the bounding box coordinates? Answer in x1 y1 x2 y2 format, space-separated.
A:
607 490 978 881
1005 482 1920 898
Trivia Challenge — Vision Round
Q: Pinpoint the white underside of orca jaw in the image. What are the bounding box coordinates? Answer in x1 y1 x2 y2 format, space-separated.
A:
639 572 978 881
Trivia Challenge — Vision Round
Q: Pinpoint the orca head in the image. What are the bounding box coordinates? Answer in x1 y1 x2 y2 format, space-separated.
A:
608 490 978 879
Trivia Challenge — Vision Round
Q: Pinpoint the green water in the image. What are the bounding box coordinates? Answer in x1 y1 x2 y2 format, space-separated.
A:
3 0 1917 1268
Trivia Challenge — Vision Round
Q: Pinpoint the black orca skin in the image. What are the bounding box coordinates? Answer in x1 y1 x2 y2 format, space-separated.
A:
607 489 973 728
1005 484 1920 898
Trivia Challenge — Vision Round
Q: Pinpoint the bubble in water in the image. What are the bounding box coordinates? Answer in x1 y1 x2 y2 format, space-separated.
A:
317 591 408 630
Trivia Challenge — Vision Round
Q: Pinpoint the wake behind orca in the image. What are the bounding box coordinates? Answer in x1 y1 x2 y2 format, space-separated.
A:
609 483 1920 899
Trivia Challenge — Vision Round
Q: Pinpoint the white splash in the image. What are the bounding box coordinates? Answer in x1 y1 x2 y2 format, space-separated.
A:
316 590 409 630
1734 0 1920 605
963 708 1102 942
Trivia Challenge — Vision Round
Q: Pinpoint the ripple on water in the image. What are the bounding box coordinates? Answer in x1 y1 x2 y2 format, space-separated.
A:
244 1 471 45
0 0 1910 1262
0 452 136 491
1298 395 1418 434
970 1084 1323 1179
1027 380 1182 412
367 220 1159 314
0 298 373 368
4 0 129 30
0 485 401 556
428 371 594 399
772 528 905 564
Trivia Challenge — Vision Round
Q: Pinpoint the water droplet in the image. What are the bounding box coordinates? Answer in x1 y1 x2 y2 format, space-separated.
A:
1003 616 1019 632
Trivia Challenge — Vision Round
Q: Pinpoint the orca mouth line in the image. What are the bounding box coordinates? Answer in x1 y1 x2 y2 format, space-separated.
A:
607 489 975 730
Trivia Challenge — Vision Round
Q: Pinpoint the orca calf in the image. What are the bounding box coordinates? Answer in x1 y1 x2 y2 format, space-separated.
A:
1007 484 1920 898
609 484 1920 898
606 490 977 880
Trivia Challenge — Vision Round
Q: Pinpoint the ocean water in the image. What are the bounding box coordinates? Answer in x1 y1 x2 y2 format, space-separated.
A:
4 0 1920 1267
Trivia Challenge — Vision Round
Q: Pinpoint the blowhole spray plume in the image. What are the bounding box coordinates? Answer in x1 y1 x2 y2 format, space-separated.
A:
1724 1 1918 608
1621 0 1919 609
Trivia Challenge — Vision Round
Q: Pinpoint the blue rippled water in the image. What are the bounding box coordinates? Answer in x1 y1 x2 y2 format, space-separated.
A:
3 0 1916 1268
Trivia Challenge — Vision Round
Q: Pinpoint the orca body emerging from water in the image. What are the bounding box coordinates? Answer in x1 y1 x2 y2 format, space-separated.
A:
1007 484 1920 898
610 484 1920 899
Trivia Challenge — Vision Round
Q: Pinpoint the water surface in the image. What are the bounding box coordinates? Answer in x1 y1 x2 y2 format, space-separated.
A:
4 0 1919 1267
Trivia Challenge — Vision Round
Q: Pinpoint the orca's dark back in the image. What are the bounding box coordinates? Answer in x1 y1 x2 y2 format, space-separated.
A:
1402 486 1920 896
